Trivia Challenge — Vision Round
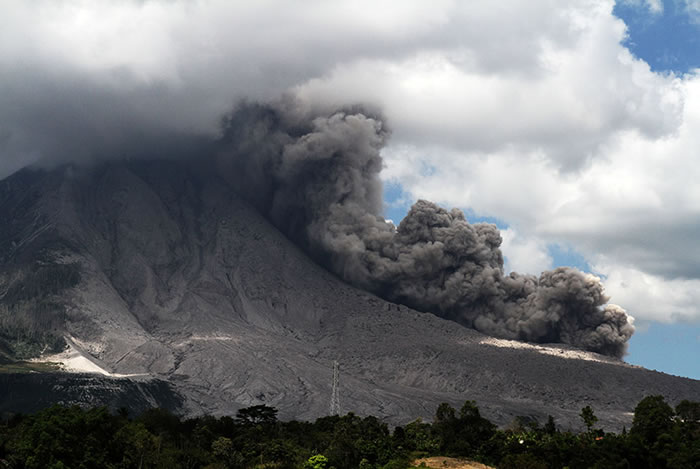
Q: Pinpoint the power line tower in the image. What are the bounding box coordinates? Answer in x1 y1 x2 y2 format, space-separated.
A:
329 360 340 415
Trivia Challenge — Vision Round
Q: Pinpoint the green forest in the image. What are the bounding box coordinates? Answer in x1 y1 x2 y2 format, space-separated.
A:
0 395 697 469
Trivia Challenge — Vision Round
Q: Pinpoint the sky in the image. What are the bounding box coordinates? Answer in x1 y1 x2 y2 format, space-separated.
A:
0 0 698 378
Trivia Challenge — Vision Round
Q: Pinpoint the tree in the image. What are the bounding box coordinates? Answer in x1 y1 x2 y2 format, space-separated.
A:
113 421 160 469
304 454 329 469
459 400 481 420
435 403 456 424
631 395 674 444
211 436 234 465
579 406 598 433
544 415 557 435
499 452 548 469
674 399 700 445
456 400 496 454
235 405 278 426
675 399 700 423
403 418 440 453
433 403 457 452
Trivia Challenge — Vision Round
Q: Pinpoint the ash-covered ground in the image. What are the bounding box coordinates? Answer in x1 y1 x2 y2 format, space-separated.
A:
0 159 697 429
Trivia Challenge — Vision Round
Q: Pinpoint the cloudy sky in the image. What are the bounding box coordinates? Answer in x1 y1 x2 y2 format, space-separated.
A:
1 0 698 378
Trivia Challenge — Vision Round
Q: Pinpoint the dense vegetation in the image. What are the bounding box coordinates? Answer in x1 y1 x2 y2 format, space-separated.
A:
0 395 697 468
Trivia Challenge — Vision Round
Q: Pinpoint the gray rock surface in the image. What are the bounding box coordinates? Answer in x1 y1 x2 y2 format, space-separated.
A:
0 373 183 415
1 160 698 430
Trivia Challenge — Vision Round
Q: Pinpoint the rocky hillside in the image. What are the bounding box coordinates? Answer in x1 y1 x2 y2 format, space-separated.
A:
0 372 183 415
0 159 698 429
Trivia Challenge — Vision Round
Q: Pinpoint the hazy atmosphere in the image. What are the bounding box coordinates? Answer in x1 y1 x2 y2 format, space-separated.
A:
1 1 699 377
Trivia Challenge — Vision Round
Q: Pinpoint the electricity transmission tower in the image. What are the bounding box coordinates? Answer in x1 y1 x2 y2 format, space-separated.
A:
329 360 340 415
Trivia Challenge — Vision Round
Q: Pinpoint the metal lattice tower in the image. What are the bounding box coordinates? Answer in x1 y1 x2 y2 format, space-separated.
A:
329 360 340 415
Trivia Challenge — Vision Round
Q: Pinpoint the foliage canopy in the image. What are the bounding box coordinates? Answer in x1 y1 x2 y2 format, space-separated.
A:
0 395 697 469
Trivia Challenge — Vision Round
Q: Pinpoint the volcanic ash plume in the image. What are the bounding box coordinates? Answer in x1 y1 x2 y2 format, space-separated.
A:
217 101 635 357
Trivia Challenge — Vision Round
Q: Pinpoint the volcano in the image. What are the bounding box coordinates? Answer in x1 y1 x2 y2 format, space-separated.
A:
0 158 698 430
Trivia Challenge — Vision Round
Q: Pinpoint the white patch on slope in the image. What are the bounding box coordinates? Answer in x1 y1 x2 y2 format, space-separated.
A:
175 335 241 347
33 338 147 378
477 336 630 365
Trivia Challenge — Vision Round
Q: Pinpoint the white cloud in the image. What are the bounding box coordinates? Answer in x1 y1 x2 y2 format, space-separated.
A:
619 0 664 14
358 2 700 323
377 73 700 322
0 0 456 174
1 0 699 324
500 228 553 275
594 258 700 322
648 0 665 13
684 0 700 23
297 3 682 170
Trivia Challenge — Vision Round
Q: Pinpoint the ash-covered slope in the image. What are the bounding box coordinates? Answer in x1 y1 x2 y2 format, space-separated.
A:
217 103 634 358
0 160 698 429
0 372 183 416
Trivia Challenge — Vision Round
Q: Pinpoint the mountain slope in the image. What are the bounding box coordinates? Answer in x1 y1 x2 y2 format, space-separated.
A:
0 160 698 429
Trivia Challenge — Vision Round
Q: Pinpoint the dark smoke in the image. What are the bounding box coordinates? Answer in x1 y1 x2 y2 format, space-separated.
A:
216 100 635 358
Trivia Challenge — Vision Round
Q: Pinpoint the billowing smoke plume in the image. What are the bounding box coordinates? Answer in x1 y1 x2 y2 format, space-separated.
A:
216 100 635 358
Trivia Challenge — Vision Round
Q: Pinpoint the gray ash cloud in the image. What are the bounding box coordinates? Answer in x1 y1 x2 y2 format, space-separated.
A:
216 100 635 358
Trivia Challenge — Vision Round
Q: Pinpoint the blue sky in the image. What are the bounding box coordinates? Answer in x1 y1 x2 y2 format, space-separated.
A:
385 74 700 383
612 0 700 379
386 184 700 379
615 0 700 74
